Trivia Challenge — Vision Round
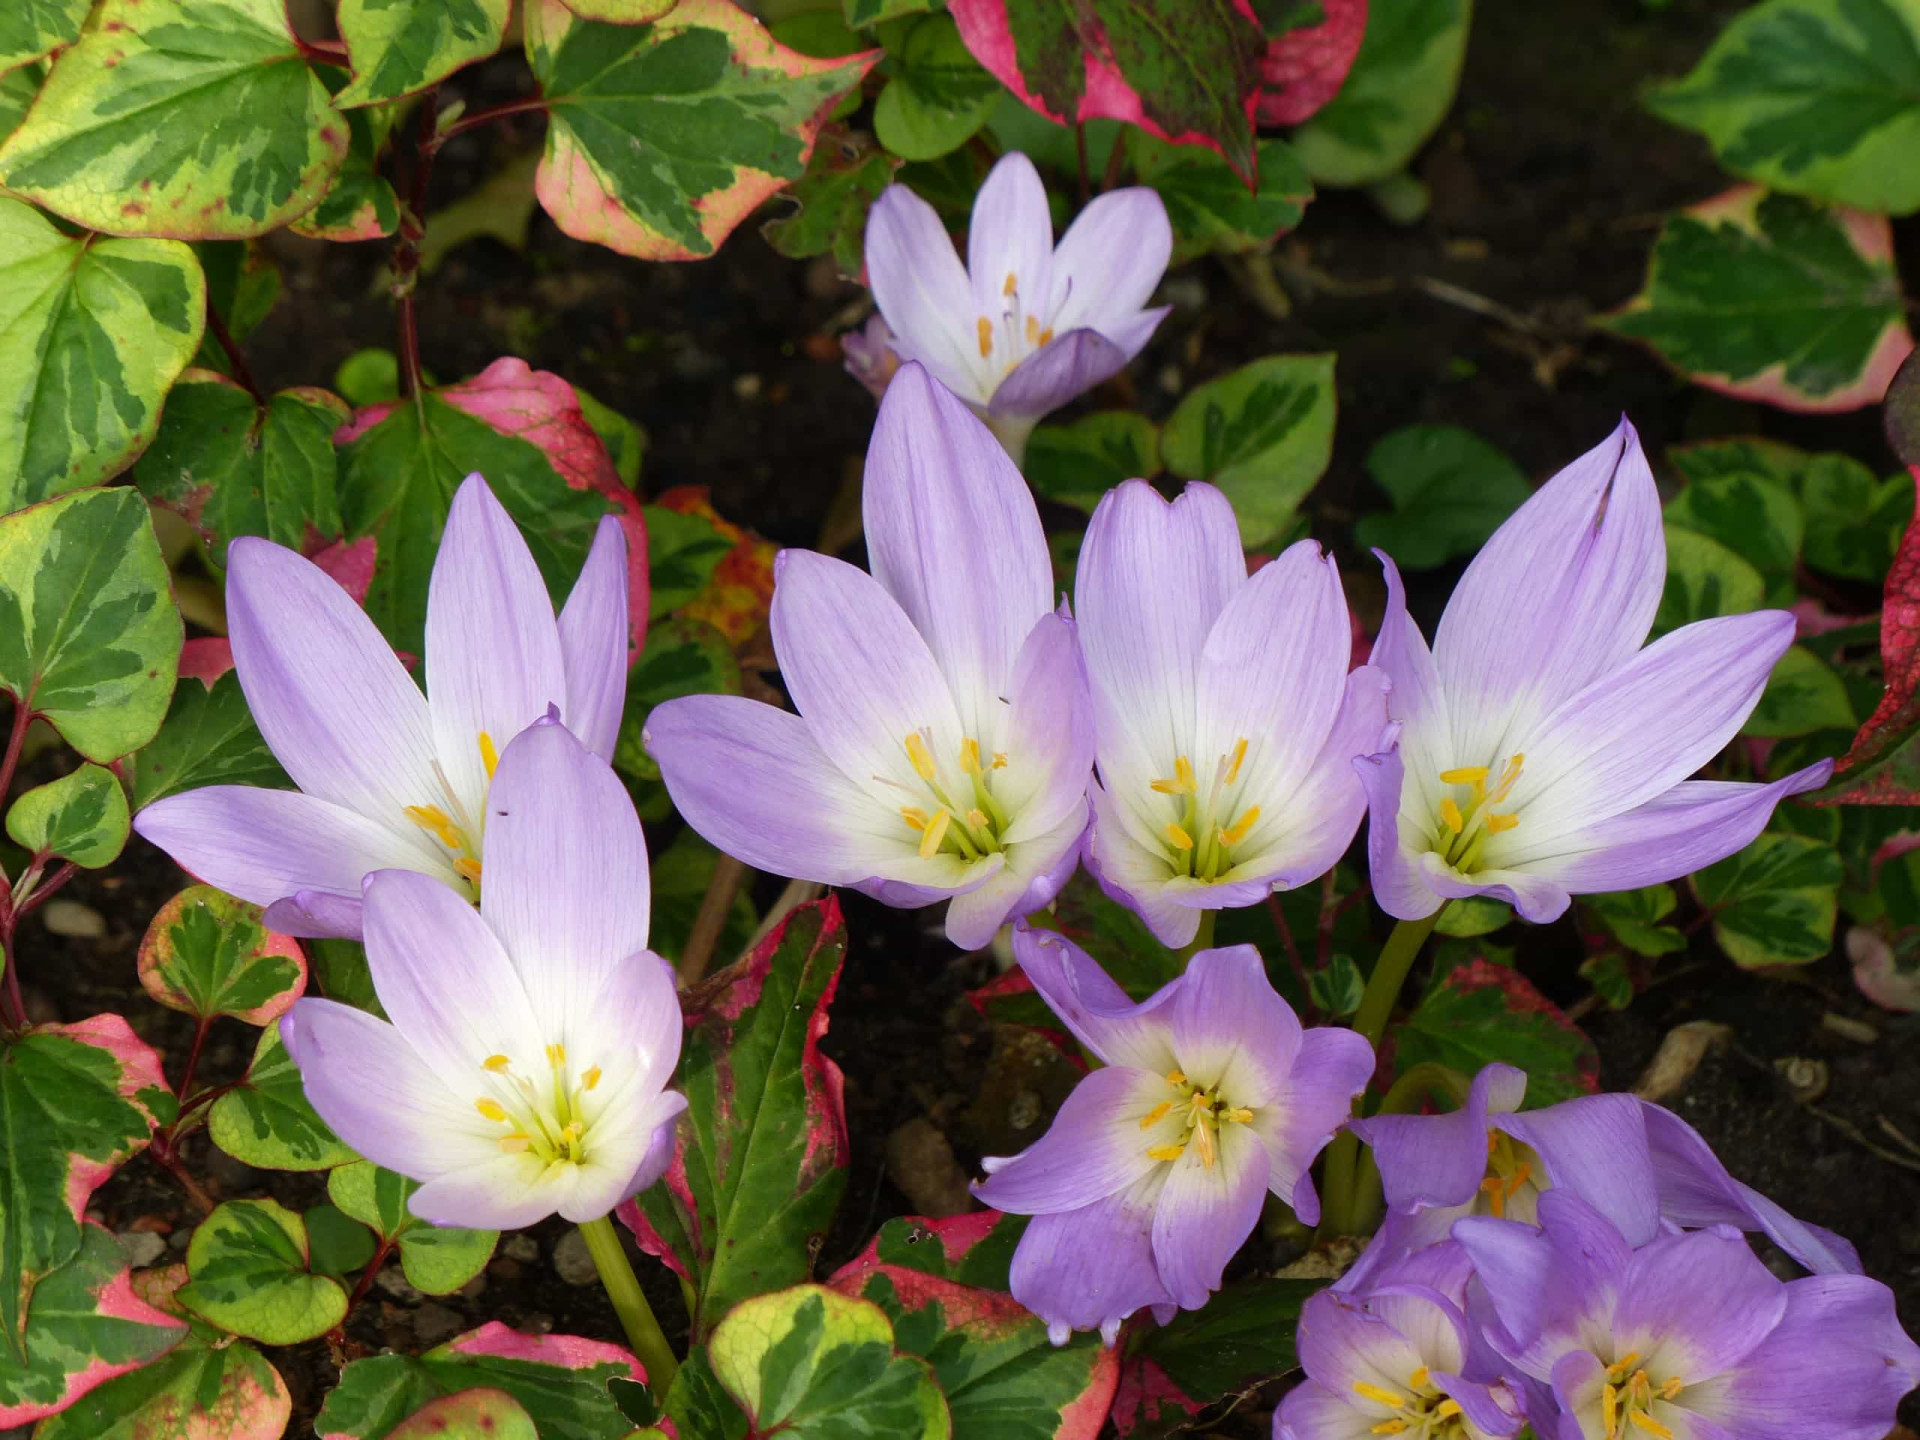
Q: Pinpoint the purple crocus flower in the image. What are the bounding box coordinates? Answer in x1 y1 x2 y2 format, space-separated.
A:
864 150 1171 457
279 720 685 1229
1360 419 1833 925
1457 1192 1920 1440
645 365 1093 950
1342 1062 1858 1293
133 475 628 940
1075 479 1392 947
1277 1243 1525 1440
974 926 1373 1344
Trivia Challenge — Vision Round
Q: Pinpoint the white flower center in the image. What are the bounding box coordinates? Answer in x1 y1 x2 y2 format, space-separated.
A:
974 270 1054 382
1139 1067 1254 1170
1429 752 1525 873
1594 1352 1686 1440
1149 736 1262 882
471 1042 606 1169
886 730 1010 861
1353 1365 1475 1438
404 730 498 898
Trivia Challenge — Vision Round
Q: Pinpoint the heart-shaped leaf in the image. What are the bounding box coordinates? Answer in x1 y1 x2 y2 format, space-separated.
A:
138 886 308 1026
1130 133 1314 264
291 72 403 240
832 1211 1030 1293
193 240 281 374
1664 458 1804 602
612 618 743 786
874 13 1000 161
1255 0 1368 127
1745 645 1856 738
0 0 88 73
208 1026 357 1171
1798 453 1912 582
762 132 900 278
1352 424 1531 570
0 64 44 139
336 0 509 107
327 1163 498 1297
124 668 292 811
1392 955 1599 1107
1581 885 1687 959
1653 524 1765 638
1692 831 1842 968
1025 411 1162 516
5 764 129 869
177 1199 347 1345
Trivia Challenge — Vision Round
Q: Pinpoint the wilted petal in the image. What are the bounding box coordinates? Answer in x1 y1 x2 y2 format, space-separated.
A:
1246 1027 1374 1223
1150 1119 1268 1309
974 1065 1169 1213
557 513 629 762
1012 923 1180 1073
865 182 984 402
1008 1171 1175 1345
1352 1062 1526 1215
1046 187 1171 335
988 329 1129 420
1169 946 1301 1104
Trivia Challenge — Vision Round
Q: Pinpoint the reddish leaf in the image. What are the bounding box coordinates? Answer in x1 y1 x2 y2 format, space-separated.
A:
1255 0 1367 127
653 485 776 646
830 1211 1029 1292
1110 1355 1203 1437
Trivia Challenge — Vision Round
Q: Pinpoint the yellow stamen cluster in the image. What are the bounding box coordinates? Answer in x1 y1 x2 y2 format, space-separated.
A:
894 730 1010 862
1479 1129 1544 1222
1150 736 1262 882
470 1046 604 1168
1434 753 1525 873
1600 1353 1683 1440
403 732 499 897
1140 1067 1253 1170
1352 1367 1471 1437
974 271 1053 374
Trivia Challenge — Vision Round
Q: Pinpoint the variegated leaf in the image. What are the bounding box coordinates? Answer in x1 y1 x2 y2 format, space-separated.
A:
0 0 89 74
138 886 308 1027
291 73 402 240
336 0 510 107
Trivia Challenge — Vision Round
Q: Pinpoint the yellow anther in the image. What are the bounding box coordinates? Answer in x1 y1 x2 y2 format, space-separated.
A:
1003 271 1018 296
1352 1382 1405 1409
1146 1143 1186 1162
992 751 1008 769
1627 1415 1672 1440
1481 1173 1507 1218
498 1133 531 1154
547 1043 567 1066
900 806 929 831
1139 1100 1172 1129
405 803 452 830
919 807 952 859
960 738 982 774
478 730 499 780
977 317 993 357
1025 314 1042 345
1152 756 1198 795
1407 1368 1430 1392
1434 1400 1462 1420
1602 1383 1619 1438
1226 737 1249 784
1371 1423 1409 1436
1660 1378 1683 1401
1166 1070 1187 1086
475 1098 508 1122
1607 1355 1642 1383
583 1066 602 1091
1038 327 1053 346
1164 822 1194 851
1194 1124 1216 1169
967 808 990 830
1440 765 1489 786
1629 1371 1652 1406
1222 1107 1254 1124
483 1054 511 1073
454 858 482 885
563 1121 584 1139
1486 812 1519 833
905 732 937 780
1441 798 1464 835
1220 806 1261 847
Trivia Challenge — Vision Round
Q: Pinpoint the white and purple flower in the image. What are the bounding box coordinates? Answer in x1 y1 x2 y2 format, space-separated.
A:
1360 418 1832 925
864 150 1171 457
975 926 1373 1344
645 364 1094 951
1075 479 1392 948
133 475 629 940
279 720 685 1230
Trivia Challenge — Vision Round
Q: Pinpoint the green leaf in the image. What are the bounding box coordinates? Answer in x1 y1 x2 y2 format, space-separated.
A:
1798 452 1912 581
1025 411 1162 516
1352 425 1531 569
1160 353 1337 547
136 885 308 1026
335 347 402 408
1395 954 1598 1106
1130 134 1314 264
1692 831 1841 968
305 1205 379 1278
336 0 509 106
0 1 88 73
208 1026 358 1171
573 384 646 490
844 1212 1030 1293
288 87 402 241
327 1163 499 1296
845 0 936 24
390 1390 539 1440
1133 1273 1315 1401
1308 955 1364 1015
193 240 281 373
309 937 385 1016
1291 0 1472 186
1434 895 1512 938
630 900 849 1339
0 487 182 762
1603 187 1912 413
1653 524 1765 638
708 1286 947 1439
1745 645 1856 738
0 63 45 140
124 668 292 811
874 14 1000 161
763 134 899 278
316 1324 643 1440
0 199 206 507
0 0 351 237
524 0 875 260
5 764 128 868
177 1198 347 1346
134 378 347 569
0 1018 166 1364
1663 463 1804 602
642 505 735 619
648 829 759 967
1645 0 1920 215
613 617 743 785
1581 885 1687 958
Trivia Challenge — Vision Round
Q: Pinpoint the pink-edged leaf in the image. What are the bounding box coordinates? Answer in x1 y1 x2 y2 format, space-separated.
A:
524 0 878 261
950 0 1263 182
1109 1355 1202 1438
176 638 236 688
1255 0 1367 127
138 885 308 1026
831 1263 1120 1439
964 969 1082 1060
620 898 850 1339
388 1388 537 1440
557 0 679 17
830 1210 1030 1293
1392 955 1599 1105
1604 186 1915 414
333 357 648 658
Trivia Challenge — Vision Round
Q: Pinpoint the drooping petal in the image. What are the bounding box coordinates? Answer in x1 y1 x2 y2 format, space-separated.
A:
1432 418 1665 765
1011 923 1180 1073
944 799 1086 949
1611 1228 1785 1383
1497 1093 1659 1246
966 151 1053 334
1275 1381 1377 1440
480 721 651 1031
1045 186 1171 335
1507 762 1835 894
1085 778 1198 947
134 785 452 929
1245 1027 1374 1223
1149 1118 1268 1309
226 536 438 819
646 694 918 887
973 1065 1171 1214
1355 748 1445 922
1007 1171 1175 1346
557 513 629 762
861 364 1053 742
279 998 494 1179
425 475 569 817
1351 1062 1526 1214
993 611 1095 846
988 329 1129 420
1168 946 1302 1103
865 182 986 403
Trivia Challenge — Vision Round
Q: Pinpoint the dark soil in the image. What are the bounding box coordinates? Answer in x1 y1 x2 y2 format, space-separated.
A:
21 0 1919 1434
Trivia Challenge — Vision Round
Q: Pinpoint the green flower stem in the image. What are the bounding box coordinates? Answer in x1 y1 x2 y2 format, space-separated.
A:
1172 910 1218 967
578 1216 679 1394
1317 913 1441 1239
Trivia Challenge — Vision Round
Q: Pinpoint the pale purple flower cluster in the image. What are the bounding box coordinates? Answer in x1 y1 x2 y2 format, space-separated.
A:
1278 1063 1920 1439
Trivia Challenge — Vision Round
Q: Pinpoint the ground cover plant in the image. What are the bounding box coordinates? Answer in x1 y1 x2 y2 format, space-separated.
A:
2 0 1920 1436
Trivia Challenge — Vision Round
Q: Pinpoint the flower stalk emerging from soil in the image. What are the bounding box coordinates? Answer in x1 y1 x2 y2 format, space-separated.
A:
578 1215 678 1393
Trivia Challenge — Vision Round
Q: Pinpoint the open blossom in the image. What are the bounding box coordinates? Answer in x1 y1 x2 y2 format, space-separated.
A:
279 720 684 1229
1457 1192 1920 1440
864 150 1170 454
1339 1062 1858 1294
1076 479 1392 947
1360 418 1832 925
645 365 1093 950
975 927 1373 1344
133 475 628 940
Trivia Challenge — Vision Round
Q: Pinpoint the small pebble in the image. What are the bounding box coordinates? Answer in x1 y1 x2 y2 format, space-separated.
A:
118 1231 167 1269
503 1234 540 1263
40 901 105 938
412 1302 464 1347
377 1269 425 1304
552 1229 598 1286
732 373 763 400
